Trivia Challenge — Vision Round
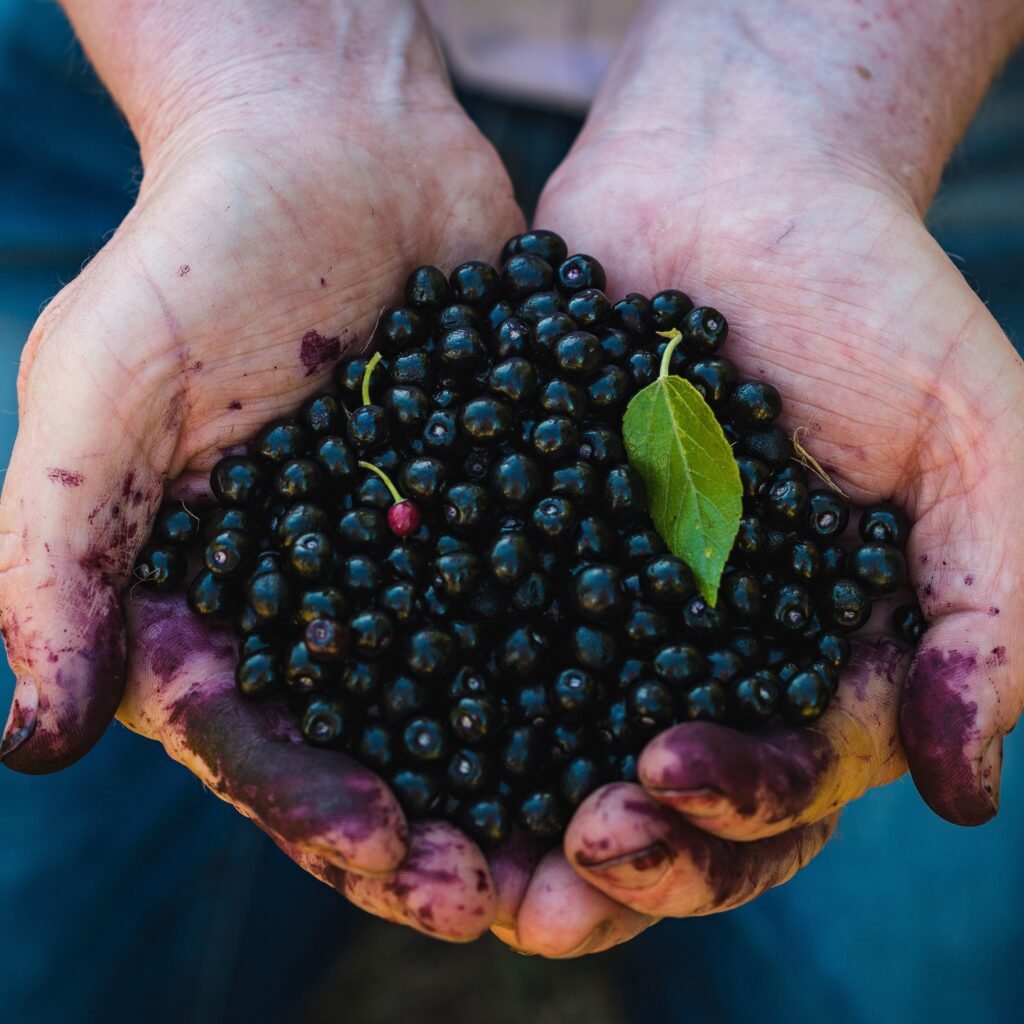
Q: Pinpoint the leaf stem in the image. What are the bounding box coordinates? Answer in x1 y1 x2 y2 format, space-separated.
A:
361 351 382 406
358 460 403 503
657 328 684 378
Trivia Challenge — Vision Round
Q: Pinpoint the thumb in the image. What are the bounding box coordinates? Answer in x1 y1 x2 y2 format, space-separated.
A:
901 426 1024 825
0 284 176 772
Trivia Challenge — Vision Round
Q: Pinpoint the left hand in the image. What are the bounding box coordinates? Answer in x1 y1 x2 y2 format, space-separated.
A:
484 1 1024 954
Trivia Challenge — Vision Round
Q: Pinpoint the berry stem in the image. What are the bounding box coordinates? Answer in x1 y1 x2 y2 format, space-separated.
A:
358 460 403 503
656 328 684 378
361 351 383 406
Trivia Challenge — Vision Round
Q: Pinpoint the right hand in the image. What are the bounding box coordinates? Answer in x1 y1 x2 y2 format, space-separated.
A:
0 5 524 939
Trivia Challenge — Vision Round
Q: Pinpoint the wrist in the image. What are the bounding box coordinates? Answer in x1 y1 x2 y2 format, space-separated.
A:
60 0 450 163
585 0 1024 213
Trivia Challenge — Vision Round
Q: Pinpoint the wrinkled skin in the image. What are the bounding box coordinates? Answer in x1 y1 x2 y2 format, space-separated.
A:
501 12 1024 951
4 2 1024 958
0 35 528 939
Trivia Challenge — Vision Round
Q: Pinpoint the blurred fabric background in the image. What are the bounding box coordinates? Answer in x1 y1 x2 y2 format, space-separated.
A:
1 3 1023 1022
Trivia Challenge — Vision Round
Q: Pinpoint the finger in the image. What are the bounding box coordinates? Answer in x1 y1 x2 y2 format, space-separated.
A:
486 829 546 930
124 590 406 876
512 848 655 958
901 610 1018 826
0 278 181 772
901 419 1024 825
639 634 908 840
566 784 837 918
343 821 496 942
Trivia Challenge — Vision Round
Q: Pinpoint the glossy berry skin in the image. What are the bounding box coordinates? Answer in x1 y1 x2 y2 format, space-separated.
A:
380 307 426 353
235 651 281 698
519 791 567 838
573 565 624 620
849 543 907 595
764 477 809 527
556 254 606 294
860 503 911 547
685 357 737 407
488 358 538 404
135 543 187 591
826 578 872 631
682 306 728 355
531 417 579 462
399 457 446 503
438 327 487 376
648 288 693 330
561 757 602 807
402 717 450 763
405 627 456 679
302 699 352 746
893 603 927 645
255 420 307 464
404 264 450 310
304 617 349 661
358 723 395 772
443 483 489 532
539 379 588 421
807 491 850 538
623 603 669 650
684 681 729 722
604 466 646 521
390 770 441 816
784 670 830 723
449 261 500 306
742 427 793 467
315 436 357 483
460 798 509 845
348 610 394 658
551 461 598 502
555 331 602 376
347 405 390 452
728 381 782 428
489 532 535 585
628 681 674 728
531 495 577 541
460 397 513 444
570 625 618 675
188 569 236 617
384 386 429 430
567 288 611 327
733 670 780 722
642 555 696 604
769 583 814 633
211 457 264 506
384 500 419 538
501 253 555 300
155 504 199 546
501 229 568 267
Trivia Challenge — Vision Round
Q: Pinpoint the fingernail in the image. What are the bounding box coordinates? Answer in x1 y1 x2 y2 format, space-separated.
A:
0 676 39 763
978 734 1003 814
648 786 732 817
577 840 672 889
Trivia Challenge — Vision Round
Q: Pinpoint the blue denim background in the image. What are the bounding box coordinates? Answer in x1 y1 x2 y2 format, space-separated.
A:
2 3 1023 1022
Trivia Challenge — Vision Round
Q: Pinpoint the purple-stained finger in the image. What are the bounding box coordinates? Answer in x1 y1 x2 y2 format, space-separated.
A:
124 591 407 876
565 783 836 918
639 634 908 840
344 821 496 941
900 610 1017 825
513 847 655 958
487 828 546 930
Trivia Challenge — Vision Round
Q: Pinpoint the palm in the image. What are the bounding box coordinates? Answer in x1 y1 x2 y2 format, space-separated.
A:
481 126 1024 948
1 95 525 936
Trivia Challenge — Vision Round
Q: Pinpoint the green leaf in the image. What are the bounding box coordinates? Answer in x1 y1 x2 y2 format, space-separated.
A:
622 373 742 605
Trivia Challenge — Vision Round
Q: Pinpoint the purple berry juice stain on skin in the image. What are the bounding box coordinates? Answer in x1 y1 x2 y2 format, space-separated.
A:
900 647 995 825
46 468 83 487
300 329 341 376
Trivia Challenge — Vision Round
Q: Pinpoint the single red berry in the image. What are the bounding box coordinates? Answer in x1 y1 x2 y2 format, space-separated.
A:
387 500 421 537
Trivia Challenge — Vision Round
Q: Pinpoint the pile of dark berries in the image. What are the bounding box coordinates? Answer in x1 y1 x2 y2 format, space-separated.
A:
135 230 922 845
